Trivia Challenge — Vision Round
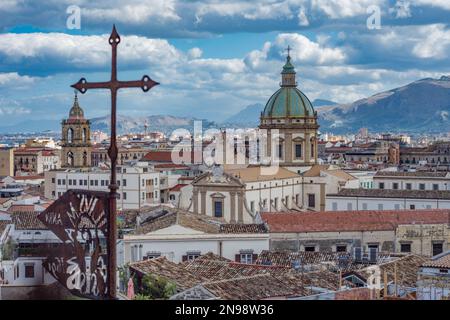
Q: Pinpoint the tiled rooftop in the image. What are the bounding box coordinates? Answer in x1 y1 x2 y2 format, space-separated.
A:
11 212 47 230
131 207 268 235
130 253 345 299
328 188 450 199
261 210 450 233
360 254 428 288
421 251 450 269
374 171 449 178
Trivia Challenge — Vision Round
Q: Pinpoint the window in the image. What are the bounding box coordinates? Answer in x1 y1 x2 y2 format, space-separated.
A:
379 182 385 189
347 202 352 210
394 204 400 210
94 180 98 186
295 144 302 158
90 180 93 186
336 245 347 253
400 243 411 253
122 179 127 187
186 251 201 261
101 180 105 186
410 204 415 210
378 204 383 210
393 183 399 190
308 194 315 208
310 143 314 157
405 183 412 190
419 183 425 190
123 192 127 200
332 202 338 211
240 253 253 264
304 246 316 252
51 178 55 184
362 203 368 210
250 201 255 213
25 264 34 278
57 179 61 185
278 144 283 159
79 179 83 186
432 243 443 256
368 244 379 251
433 184 439 191
274 198 278 210
214 201 223 217
295 194 299 204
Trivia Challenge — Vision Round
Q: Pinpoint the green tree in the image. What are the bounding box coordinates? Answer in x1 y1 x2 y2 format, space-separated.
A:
138 274 176 300
1 238 16 260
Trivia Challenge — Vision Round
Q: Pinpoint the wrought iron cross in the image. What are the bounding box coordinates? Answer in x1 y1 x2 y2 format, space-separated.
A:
286 45 291 57
71 25 159 299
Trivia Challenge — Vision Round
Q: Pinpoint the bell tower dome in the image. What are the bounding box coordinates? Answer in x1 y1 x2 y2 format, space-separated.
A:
61 92 92 168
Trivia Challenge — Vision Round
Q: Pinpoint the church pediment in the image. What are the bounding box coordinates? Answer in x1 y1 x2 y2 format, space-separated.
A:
192 171 244 188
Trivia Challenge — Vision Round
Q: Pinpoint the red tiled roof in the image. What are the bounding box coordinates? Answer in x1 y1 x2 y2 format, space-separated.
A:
154 163 190 169
422 251 450 269
7 204 36 213
262 209 450 233
13 175 44 180
169 184 188 192
142 150 202 163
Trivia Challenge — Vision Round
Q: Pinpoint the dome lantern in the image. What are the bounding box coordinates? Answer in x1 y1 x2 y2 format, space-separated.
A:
69 91 85 120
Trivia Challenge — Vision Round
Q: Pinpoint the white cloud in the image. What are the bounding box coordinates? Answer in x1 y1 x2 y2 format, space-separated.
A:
194 0 295 22
0 72 36 87
311 0 386 19
413 0 450 10
411 24 450 59
274 33 347 65
390 1 411 19
187 47 203 59
297 6 309 26
0 32 182 69
82 0 180 23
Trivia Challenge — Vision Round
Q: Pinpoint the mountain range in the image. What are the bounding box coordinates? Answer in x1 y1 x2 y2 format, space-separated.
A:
0 76 448 135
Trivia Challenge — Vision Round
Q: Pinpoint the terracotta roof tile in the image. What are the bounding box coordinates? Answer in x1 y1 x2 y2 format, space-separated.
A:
329 188 450 200
262 210 450 233
421 251 450 269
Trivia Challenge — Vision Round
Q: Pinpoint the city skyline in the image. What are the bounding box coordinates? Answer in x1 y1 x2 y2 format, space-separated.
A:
1 0 450 125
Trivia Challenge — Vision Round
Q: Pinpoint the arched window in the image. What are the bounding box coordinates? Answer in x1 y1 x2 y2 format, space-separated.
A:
83 151 88 166
82 128 87 143
67 152 74 167
67 128 74 143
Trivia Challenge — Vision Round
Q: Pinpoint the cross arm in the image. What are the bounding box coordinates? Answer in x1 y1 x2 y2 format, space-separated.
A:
71 78 112 93
118 75 159 92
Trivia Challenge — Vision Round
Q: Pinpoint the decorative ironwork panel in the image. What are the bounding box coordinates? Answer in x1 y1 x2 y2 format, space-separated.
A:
38 189 110 299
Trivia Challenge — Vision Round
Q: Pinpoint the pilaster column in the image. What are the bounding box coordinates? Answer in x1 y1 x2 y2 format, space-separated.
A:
237 191 244 223
285 132 292 165
193 189 199 214
200 190 207 215
305 132 311 164
230 191 236 223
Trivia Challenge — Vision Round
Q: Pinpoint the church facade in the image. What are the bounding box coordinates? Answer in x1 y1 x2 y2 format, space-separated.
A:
61 93 92 168
259 51 319 171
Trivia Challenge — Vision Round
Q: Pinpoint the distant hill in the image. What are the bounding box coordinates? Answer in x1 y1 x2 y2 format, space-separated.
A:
312 99 338 107
90 114 218 135
222 99 337 127
0 119 60 133
222 103 264 127
317 76 450 134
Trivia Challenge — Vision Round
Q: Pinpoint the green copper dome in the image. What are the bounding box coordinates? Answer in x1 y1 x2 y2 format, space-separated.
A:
262 54 315 118
263 87 314 118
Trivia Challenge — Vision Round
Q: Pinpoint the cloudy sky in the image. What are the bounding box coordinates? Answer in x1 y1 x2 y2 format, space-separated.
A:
0 0 449 125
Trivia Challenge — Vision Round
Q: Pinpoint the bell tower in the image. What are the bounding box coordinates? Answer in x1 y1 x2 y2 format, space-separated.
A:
61 92 92 168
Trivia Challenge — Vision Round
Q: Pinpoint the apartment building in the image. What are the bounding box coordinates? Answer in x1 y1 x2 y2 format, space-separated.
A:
44 162 161 210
